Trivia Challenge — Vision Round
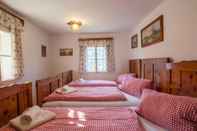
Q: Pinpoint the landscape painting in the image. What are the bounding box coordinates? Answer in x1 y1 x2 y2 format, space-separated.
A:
141 15 164 47
60 48 73 56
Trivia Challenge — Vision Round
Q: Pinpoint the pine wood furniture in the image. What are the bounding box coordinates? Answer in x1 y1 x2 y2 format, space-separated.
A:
129 58 197 97
36 70 72 106
0 82 32 127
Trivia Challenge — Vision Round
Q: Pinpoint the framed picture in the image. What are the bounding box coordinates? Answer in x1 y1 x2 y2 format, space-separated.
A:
131 34 138 48
141 15 164 47
41 45 47 57
60 48 73 56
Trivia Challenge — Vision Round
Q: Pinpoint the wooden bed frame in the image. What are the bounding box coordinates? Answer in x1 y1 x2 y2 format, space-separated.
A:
36 70 72 106
130 58 172 92
0 82 32 126
129 58 197 97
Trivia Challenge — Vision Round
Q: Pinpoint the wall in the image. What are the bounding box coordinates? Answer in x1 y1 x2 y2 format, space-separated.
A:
19 20 50 104
21 21 50 104
49 32 130 80
129 0 197 62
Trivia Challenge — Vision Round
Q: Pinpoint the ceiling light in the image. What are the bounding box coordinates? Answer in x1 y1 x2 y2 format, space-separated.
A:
67 20 82 31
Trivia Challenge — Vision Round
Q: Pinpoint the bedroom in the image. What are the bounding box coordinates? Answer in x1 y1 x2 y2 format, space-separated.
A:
0 0 196 131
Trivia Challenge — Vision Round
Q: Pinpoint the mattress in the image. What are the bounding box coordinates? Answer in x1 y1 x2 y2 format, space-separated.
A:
43 92 140 107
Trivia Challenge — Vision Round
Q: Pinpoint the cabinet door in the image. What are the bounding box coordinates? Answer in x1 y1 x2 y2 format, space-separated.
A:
0 95 18 126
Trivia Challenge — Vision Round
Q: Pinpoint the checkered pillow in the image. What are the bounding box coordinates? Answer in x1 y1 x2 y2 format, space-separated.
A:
120 78 153 97
136 89 197 131
179 103 197 122
116 73 136 84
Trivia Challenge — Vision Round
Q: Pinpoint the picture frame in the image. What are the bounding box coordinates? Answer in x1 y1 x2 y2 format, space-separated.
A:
141 15 164 47
60 48 73 56
41 45 47 57
131 34 138 48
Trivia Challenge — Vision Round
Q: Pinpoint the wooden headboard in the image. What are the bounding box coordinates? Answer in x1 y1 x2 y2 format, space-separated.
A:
129 59 141 77
170 61 197 97
36 76 62 106
36 70 72 106
0 82 32 127
130 58 172 92
62 70 72 86
129 58 197 97
36 78 51 106
141 58 172 91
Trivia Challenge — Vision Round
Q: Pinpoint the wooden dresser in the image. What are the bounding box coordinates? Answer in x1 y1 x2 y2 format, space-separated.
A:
0 82 32 127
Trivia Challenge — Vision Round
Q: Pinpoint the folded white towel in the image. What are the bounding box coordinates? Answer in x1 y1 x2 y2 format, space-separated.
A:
79 78 85 82
56 86 77 94
20 106 41 125
10 106 56 131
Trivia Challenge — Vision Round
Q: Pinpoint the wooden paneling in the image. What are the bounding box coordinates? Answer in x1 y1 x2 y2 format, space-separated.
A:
0 82 32 127
129 59 141 78
171 61 197 97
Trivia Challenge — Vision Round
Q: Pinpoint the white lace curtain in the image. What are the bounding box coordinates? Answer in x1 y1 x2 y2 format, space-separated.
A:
0 8 24 79
79 38 115 73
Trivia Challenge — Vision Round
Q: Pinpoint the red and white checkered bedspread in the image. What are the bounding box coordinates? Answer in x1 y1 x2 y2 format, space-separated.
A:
44 86 127 102
2 107 145 131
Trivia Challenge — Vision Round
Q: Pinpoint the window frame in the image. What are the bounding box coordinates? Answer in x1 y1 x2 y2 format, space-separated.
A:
85 46 107 73
0 29 18 85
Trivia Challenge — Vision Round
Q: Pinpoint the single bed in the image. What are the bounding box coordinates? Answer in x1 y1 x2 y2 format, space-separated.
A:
1 107 167 131
42 86 140 107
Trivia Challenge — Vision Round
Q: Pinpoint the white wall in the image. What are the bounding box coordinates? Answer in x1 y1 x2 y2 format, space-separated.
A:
19 20 50 104
49 32 130 80
129 0 197 62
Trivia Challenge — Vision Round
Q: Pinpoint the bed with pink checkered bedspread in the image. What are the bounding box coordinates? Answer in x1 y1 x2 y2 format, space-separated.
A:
44 86 127 102
1 107 145 131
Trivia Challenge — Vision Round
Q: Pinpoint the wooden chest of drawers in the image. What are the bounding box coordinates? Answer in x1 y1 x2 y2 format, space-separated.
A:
0 82 32 127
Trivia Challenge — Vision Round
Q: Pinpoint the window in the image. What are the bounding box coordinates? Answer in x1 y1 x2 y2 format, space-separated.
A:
85 46 107 72
0 8 24 83
79 38 115 73
0 30 15 81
